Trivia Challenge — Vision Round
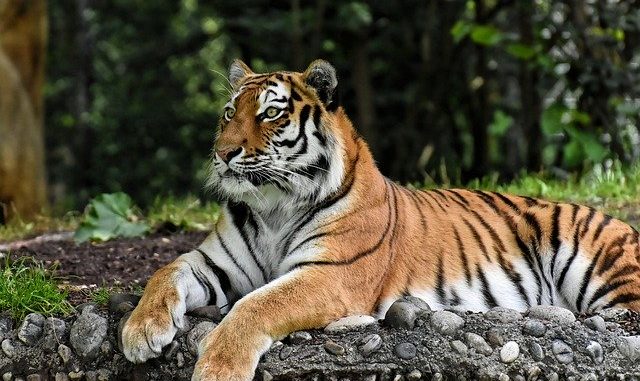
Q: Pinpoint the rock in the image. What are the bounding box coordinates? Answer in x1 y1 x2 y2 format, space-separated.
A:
324 339 345 355
76 303 98 315
164 340 180 360
583 316 606 333
498 374 509 381
58 343 73 364
450 340 468 355
528 306 575 325
580 374 597 381
100 340 112 355
262 370 274 381
107 293 141 314
430 311 464 335
288 331 312 344
395 342 417 359
522 319 546 337
279 345 293 360
547 373 559 381
484 307 522 323
114 302 135 315
187 305 222 322
17 313 45 345
42 317 66 351
432 373 443 381
500 341 519 363
176 352 185 368
586 341 603 364
552 340 574 364
385 300 422 329
617 336 640 361
529 342 544 361
407 370 422 381
0 317 13 340
324 315 376 333
26 374 41 381
70 310 108 359
598 308 629 321
68 371 84 380
2 373 10 381
464 332 492 355
359 334 382 357
1 339 15 358
402 295 432 312
186 321 217 356
54 373 68 381
486 328 504 346
526 366 541 381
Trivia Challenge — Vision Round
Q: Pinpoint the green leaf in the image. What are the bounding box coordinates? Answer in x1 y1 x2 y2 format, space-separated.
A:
541 104 569 135
451 20 473 43
565 126 608 163
470 25 503 46
488 110 513 136
74 192 150 243
506 43 537 60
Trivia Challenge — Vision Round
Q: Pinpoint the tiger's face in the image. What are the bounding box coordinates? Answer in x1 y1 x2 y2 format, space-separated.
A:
208 60 345 208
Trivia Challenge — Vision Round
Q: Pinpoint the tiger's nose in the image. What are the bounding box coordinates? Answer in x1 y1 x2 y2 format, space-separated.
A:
216 146 243 164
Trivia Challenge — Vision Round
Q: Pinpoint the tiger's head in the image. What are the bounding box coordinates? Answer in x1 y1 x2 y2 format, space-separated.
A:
208 60 353 210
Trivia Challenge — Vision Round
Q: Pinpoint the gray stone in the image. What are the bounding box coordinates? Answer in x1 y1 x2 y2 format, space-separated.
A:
395 342 417 359
598 308 629 320
288 331 312 344
514 376 525 381
450 340 468 355
188 305 222 322
324 315 376 333
432 374 443 381
580 374 597 381
2 373 10 381
485 307 523 323
17 313 45 345
583 315 606 333
486 328 504 346
1 339 15 358
164 340 180 360
107 293 141 314
114 302 135 315
464 332 492 355
68 371 84 380
529 342 544 361
406 370 422 381
523 319 546 337
498 374 509 381
42 317 66 351
430 311 464 335
100 340 112 355
586 341 603 364
76 303 97 315
526 366 541 381
70 310 108 359
402 296 432 312
547 373 559 381
385 300 421 329
176 352 185 368
359 334 382 357
279 345 293 360
617 336 640 361
54 373 68 381
58 343 73 364
324 339 345 355
528 306 575 325
500 341 519 363
186 321 217 356
262 370 274 381
552 340 574 363
97 369 110 381
0 317 12 340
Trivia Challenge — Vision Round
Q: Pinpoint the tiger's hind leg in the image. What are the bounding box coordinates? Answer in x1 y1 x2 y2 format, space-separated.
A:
549 204 640 313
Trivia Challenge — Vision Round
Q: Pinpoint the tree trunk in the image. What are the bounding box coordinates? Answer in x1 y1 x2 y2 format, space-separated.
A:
0 0 48 221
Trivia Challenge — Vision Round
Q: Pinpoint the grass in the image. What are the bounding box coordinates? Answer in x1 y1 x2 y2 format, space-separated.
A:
0 257 73 320
89 286 112 306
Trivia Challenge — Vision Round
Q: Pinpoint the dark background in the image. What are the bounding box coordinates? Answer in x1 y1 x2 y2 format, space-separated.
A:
45 0 640 209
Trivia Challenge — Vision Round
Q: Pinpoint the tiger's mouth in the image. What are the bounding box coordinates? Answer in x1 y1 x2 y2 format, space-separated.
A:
220 168 268 186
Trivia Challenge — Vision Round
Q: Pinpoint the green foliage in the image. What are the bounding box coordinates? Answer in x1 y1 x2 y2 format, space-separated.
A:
470 25 503 46
74 193 150 243
147 196 219 230
89 286 111 306
0 257 73 320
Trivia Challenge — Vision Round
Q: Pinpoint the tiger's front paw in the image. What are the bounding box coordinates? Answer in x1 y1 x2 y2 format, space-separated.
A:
121 302 181 363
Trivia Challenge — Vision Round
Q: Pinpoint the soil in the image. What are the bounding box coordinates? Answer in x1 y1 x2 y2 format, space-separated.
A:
3 229 209 304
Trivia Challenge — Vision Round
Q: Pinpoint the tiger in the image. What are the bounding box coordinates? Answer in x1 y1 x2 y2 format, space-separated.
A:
121 59 640 380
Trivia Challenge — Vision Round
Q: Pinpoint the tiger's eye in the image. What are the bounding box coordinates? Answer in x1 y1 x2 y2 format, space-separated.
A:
265 107 279 118
225 108 235 120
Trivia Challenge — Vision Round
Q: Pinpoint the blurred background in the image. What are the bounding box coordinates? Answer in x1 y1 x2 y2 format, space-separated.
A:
1 0 639 221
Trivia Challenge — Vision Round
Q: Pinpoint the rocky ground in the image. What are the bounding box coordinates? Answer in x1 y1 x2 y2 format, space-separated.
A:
1 295 640 380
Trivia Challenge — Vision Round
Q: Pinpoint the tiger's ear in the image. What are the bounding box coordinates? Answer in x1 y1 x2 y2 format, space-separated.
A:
303 60 338 109
229 59 254 88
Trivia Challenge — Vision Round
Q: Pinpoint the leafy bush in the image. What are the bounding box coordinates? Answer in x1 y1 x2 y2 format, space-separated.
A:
74 192 150 243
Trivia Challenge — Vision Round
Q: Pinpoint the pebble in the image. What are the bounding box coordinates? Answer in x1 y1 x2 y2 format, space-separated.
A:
188 305 222 322
58 343 73 364
552 340 574 363
500 341 519 363
359 334 382 357
288 331 312 344
598 307 628 320
186 321 217 356
586 341 603 364
70 310 108 359
176 352 185 368
526 366 541 380
464 332 492 355
100 340 112 355
547 373 559 381
1 339 15 358
17 313 45 345
395 342 417 359
68 371 84 380
324 339 345 355
0 317 13 340
580 374 597 381
430 311 464 335
164 340 180 360
324 315 376 333
498 374 509 381
42 317 67 351
114 302 135 315
406 370 422 381
107 293 141 314
432 373 443 381
522 319 546 337
76 303 98 315
279 345 293 360
450 340 468 355
25 375 41 381
617 335 640 361
2 374 10 381
385 300 422 329
403 295 432 312
486 328 504 346
528 306 575 325
529 342 544 361
583 315 606 333
55 373 68 381
262 371 274 381
484 307 523 323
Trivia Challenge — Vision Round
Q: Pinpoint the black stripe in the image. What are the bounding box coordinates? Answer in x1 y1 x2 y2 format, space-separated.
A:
454 228 472 284
214 225 256 288
476 264 499 308
603 293 640 309
570 204 579 225
447 189 470 206
597 248 624 276
491 192 521 214
580 208 597 238
608 264 640 282
187 264 214 304
593 215 613 242
313 130 327 146
274 105 311 149
586 278 634 310
195 248 232 295
575 247 603 311
516 235 543 304
469 209 506 253
549 204 561 278
290 89 302 101
228 203 267 282
522 212 543 244
495 251 531 307
461 217 491 262
556 220 583 291
405 189 428 232
472 190 502 215
436 256 446 305
421 190 448 212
